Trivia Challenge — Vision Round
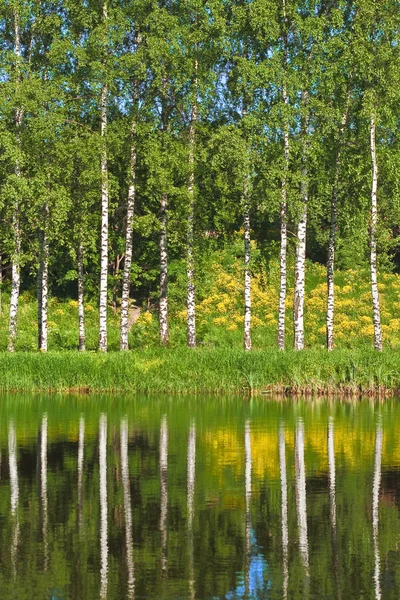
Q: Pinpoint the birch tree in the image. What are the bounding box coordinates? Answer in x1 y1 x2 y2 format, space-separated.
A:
98 0 109 353
326 101 349 351
8 7 23 352
120 26 142 351
293 90 310 351
369 112 383 351
186 59 198 349
277 0 290 351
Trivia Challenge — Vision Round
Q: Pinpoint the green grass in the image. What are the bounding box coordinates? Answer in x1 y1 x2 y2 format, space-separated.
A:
1 347 400 394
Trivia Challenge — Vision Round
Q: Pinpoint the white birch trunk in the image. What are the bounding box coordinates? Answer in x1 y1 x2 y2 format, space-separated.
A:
372 424 382 600
278 0 289 351
38 214 49 352
244 420 252 597
8 11 23 353
159 78 169 346
278 110 289 351
293 93 309 351
242 100 252 352
370 114 382 351
187 422 196 600
8 211 21 352
121 418 135 600
326 104 349 351
186 67 198 349
160 415 168 576
279 424 289 600
243 197 252 352
41 414 48 570
159 193 169 345
77 241 86 351
120 119 137 351
99 413 108 600
98 2 109 352
8 420 19 579
78 415 85 530
295 420 309 573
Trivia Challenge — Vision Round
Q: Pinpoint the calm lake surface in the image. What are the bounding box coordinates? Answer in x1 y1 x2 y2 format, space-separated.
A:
0 395 399 599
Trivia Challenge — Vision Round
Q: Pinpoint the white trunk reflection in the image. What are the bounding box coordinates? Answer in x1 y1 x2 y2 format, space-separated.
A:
9 420 19 579
245 420 252 598
295 420 309 573
160 415 168 577
328 417 336 533
99 414 108 600
41 414 48 571
279 424 289 599
328 417 340 596
372 424 382 600
121 417 135 600
187 422 196 600
78 415 85 530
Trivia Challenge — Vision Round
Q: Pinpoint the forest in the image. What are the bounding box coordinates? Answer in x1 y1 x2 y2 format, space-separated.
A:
1 0 400 355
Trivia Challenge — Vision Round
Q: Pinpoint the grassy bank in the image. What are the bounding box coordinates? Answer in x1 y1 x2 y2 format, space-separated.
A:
1 348 400 395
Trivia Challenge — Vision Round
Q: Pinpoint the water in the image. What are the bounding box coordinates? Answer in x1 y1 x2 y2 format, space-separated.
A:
0 395 399 599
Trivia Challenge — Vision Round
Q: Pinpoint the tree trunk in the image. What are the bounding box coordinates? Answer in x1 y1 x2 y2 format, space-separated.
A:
370 114 382 351
99 1 109 353
326 103 349 351
159 77 169 346
121 418 135 600
186 73 198 349
278 0 289 351
372 425 382 600
279 424 289 599
159 192 169 345
242 100 252 352
77 241 86 351
37 211 49 352
8 11 23 352
99 414 108 600
293 93 309 351
243 195 252 352
120 119 137 351
278 114 289 351
8 213 21 352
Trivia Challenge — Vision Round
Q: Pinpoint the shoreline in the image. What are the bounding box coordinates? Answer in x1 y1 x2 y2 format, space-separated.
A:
1 347 400 396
